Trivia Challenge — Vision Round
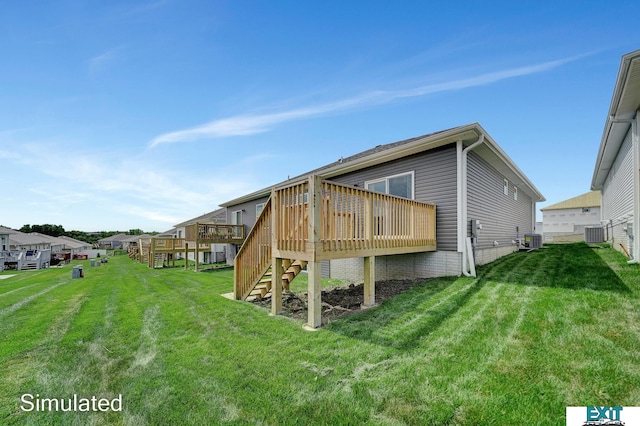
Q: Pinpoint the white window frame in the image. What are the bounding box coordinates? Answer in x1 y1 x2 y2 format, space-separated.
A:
514 186 518 201
364 171 415 199
231 210 243 239
232 210 243 225
503 179 509 196
364 171 415 238
256 203 265 217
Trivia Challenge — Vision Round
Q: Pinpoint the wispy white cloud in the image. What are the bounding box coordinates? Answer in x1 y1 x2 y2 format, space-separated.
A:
88 46 125 73
10 144 260 229
150 55 583 147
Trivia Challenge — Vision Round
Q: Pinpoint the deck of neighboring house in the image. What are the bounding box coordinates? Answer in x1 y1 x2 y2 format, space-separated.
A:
234 176 436 328
0 249 51 271
132 224 245 270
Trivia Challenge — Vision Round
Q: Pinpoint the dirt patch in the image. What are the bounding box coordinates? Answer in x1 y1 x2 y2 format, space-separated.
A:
251 278 427 325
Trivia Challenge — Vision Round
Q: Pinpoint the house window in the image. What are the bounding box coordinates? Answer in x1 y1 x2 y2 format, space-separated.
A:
582 208 590 213
256 203 265 217
503 179 509 195
232 210 243 239
365 172 415 237
365 171 414 199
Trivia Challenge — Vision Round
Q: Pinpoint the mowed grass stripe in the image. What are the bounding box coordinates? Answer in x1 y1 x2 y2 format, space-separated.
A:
0 267 74 311
2 244 640 425
0 281 53 300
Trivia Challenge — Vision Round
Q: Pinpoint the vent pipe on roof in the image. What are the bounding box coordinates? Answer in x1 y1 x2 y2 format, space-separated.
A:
460 134 485 277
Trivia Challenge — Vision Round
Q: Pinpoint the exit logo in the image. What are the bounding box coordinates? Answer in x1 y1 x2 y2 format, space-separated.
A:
566 406 640 426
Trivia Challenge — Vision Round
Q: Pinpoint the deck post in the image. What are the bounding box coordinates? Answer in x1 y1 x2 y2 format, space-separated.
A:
306 175 323 329
366 194 374 247
307 261 322 328
271 257 284 315
185 243 189 270
363 256 376 307
149 238 154 268
195 226 199 272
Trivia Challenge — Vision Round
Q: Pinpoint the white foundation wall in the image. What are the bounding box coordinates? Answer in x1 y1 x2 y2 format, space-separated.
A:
330 246 519 283
329 251 463 282
473 245 518 266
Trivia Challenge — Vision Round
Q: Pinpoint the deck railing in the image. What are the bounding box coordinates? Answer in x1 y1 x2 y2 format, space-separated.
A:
184 223 245 243
272 176 436 260
234 198 272 300
233 175 437 299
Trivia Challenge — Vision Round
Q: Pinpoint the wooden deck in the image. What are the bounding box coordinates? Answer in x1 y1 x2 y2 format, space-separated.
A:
134 223 245 270
234 175 436 327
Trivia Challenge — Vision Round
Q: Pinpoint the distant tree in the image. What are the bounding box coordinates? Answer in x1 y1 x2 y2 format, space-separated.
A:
128 228 144 235
20 224 65 237
66 230 93 244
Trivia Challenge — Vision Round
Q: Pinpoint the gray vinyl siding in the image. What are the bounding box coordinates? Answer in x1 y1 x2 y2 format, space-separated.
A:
602 129 634 222
467 151 533 248
226 196 270 232
328 144 459 251
226 196 269 261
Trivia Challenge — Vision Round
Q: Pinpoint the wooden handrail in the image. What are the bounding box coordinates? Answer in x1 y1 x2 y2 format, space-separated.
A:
233 175 437 300
234 197 272 300
272 177 436 257
185 223 245 242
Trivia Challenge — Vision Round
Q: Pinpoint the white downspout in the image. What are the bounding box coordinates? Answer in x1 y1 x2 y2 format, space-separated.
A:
611 115 639 264
460 134 485 276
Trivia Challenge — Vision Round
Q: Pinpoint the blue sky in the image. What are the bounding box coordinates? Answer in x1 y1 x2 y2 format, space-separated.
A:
1 1 638 232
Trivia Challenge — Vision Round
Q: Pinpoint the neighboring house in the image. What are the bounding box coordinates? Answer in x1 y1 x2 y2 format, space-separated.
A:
541 191 601 242
0 229 9 271
173 208 228 264
121 234 154 251
0 226 53 270
55 235 102 260
97 233 129 249
591 49 640 260
221 123 544 327
156 228 177 238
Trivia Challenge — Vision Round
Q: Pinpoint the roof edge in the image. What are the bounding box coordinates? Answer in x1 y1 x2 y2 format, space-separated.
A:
592 49 640 190
221 123 544 206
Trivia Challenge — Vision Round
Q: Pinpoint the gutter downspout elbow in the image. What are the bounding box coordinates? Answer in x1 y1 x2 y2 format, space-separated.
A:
461 134 485 277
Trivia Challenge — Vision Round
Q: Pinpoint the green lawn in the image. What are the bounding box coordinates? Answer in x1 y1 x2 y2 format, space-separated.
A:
1 243 639 425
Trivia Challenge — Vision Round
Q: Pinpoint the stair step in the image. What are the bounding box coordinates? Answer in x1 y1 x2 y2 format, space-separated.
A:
242 258 307 301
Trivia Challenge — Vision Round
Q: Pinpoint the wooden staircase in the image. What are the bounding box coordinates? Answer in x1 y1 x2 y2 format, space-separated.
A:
152 253 164 268
20 262 38 270
249 259 308 300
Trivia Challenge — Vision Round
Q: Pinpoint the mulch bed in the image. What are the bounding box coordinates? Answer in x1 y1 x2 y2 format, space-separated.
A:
251 278 427 324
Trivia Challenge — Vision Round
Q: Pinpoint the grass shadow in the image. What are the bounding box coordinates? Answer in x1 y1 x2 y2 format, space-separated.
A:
326 274 484 350
489 243 632 293
326 243 631 349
